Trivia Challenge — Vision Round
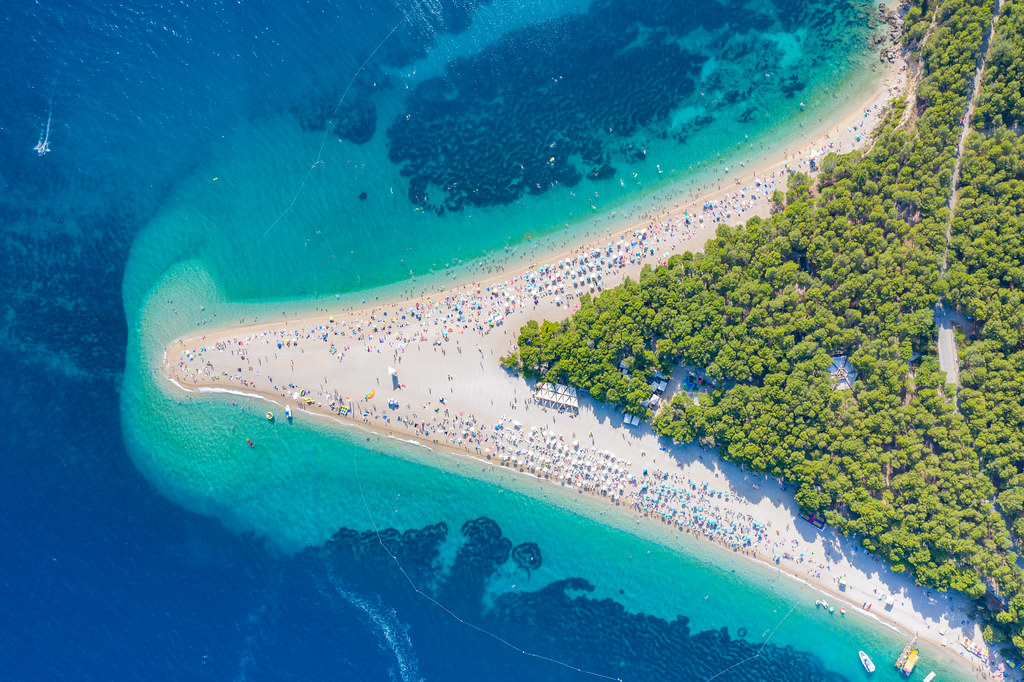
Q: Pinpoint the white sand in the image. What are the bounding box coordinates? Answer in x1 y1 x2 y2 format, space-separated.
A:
155 54 1009 678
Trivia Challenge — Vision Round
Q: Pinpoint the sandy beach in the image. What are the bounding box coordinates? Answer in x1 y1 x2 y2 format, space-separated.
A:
155 48 1008 679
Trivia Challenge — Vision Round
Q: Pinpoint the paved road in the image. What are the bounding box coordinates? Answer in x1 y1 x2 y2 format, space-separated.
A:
934 304 961 387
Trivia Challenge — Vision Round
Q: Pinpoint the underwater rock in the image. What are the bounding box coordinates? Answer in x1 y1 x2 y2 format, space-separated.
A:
511 542 542 572
333 98 377 145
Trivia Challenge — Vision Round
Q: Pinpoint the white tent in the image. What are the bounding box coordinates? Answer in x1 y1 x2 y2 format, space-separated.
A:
533 382 578 412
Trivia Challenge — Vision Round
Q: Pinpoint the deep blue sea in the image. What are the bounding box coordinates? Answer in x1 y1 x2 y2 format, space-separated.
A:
1 1 970 680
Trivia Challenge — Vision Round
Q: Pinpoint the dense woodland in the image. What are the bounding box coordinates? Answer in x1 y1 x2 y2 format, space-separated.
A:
508 0 1024 656
973 0 1024 130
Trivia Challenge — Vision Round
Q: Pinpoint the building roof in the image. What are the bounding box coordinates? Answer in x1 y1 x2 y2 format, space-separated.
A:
829 355 858 391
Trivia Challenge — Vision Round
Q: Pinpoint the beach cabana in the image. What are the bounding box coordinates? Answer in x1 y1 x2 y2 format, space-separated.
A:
533 382 579 412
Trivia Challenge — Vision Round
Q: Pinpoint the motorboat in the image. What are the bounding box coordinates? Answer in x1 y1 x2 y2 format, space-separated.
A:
859 650 875 673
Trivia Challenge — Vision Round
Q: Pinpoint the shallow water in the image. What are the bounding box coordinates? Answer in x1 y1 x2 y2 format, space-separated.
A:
121 260 974 681
123 0 887 307
2 0 976 678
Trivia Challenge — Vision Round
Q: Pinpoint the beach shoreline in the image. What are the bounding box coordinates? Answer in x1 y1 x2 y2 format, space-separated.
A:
146 26 1005 680
207 42 908 326
164 373 993 678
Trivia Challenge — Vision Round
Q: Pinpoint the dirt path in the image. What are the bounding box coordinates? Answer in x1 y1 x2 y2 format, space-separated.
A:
935 0 1002 389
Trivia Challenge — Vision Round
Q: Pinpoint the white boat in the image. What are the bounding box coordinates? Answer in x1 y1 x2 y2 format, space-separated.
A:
859 650 876 673
285 405 292 420
923 673 936 682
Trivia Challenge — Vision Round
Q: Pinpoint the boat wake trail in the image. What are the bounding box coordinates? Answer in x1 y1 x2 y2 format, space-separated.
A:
34 104 52 156
322 561 423 682
353 447 624 681
233 602 268 682
34 70 60 157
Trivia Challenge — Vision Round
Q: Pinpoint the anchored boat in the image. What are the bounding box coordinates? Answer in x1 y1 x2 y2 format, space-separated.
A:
894 637 919 676
859 650 876 673
901 649 918 675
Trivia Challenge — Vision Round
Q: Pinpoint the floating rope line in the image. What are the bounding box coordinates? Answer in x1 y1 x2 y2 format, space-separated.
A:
355 445 804 681
262 21 406 238
353 447 623 681
703 603 798 682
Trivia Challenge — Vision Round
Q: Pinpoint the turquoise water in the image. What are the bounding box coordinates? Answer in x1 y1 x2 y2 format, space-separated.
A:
123 263 974 679
123 0 887 306
119 0 980 678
